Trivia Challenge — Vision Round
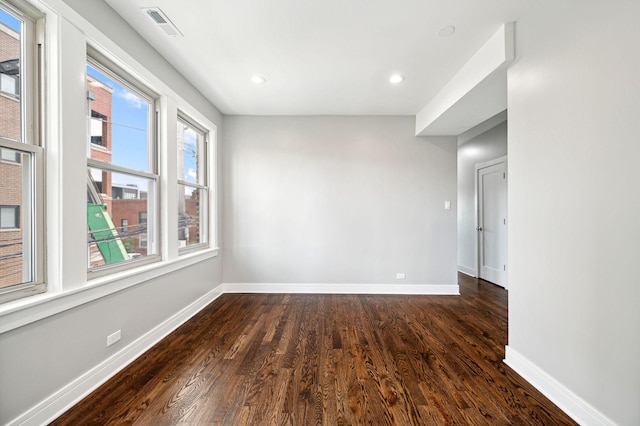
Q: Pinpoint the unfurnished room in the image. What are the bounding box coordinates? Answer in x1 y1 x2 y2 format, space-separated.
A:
0 0 638 425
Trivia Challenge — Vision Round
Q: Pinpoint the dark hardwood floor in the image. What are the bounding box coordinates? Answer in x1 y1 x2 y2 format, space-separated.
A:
52 274 575 425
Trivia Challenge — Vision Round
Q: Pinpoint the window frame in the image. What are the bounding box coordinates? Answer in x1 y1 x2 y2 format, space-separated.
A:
0 0 220 323
0 146 20 162
0 0 45 304
0 205 20 229
85 51 161 277
0 72 19 97
177 113 209 254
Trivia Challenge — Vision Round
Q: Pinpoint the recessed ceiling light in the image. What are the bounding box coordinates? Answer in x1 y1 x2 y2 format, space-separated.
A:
437 25 456 38
251 75 266 85
389 74 405 84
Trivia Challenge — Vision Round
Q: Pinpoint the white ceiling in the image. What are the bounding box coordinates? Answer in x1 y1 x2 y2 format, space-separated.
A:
105 0 530 116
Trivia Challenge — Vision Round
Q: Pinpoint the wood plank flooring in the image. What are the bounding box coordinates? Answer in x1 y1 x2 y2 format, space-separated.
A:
52 274 576 425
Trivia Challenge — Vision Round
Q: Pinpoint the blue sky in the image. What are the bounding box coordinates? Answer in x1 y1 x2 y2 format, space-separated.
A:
0 8 20 32
87 65 150 174
181 126 198 184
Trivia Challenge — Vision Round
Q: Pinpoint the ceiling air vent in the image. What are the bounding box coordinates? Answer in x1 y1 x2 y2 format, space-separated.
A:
141 7 182 37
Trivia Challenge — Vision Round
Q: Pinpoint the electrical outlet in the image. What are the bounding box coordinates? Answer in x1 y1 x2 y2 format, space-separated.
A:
396 273 406 280
107 330 121 347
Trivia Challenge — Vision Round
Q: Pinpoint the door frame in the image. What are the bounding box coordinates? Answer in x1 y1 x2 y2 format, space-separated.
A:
474 155 508 287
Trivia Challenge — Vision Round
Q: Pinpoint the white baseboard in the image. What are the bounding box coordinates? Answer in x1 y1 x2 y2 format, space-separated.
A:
457 265 477 277
223 283 459 295
9 285 224 426
504 346 615 426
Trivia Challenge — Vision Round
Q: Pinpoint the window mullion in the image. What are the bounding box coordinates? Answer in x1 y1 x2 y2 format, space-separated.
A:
87 159 158 180
177 180 207 190
0 138 42 154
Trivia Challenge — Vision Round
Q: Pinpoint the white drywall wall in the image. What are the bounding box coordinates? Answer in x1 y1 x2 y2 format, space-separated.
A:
507 1 640 424
223 116 458 287
416 24 513 136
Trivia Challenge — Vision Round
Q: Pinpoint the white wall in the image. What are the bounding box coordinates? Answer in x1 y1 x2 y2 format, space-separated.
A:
223 116 458 288
457 118 507 276
0 0 223 424
507 1 640 424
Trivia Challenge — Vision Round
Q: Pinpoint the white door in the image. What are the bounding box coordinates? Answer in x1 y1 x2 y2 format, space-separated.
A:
477 159 507 288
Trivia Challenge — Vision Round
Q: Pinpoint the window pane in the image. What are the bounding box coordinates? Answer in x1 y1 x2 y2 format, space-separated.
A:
177 120 204 184
1 146 19 162
90 113 105 146
86 64 151 172
0 205 19 228
88 167 155 268
0 148 33 288
178 184 206 248
0 7 22 142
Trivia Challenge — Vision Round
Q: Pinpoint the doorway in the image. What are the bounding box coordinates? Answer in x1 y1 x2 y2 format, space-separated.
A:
476 156 507 288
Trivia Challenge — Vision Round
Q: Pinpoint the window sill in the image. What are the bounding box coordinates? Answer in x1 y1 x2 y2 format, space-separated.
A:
0 159 20 165
0 92 19 102
88 143 110 153
0 247 219 334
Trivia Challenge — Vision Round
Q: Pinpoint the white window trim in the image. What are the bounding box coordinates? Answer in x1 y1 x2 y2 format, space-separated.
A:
0 0 219 331
0 138 46 306
0 1 46 304
0 247 219 333
177 113 210 254
85 55 161 277
177 182 209 254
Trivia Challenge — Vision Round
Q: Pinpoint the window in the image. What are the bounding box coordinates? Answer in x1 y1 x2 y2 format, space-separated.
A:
86 55 158 272
177 116 208 251
137 211 147 248
139 234 147 249
0 146 19 162
0 205 19 229
1 6 23 142
0 2 44 303
0 72 18 97
90 111 106 146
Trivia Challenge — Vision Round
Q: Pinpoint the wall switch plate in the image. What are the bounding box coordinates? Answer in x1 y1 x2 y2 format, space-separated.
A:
444 201 451 210
396 273 406 279
107 330 121 347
